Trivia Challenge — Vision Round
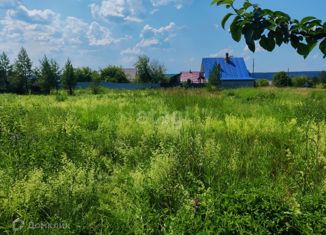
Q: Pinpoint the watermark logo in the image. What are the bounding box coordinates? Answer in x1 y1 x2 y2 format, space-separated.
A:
12 218 69 232
12 218 25 232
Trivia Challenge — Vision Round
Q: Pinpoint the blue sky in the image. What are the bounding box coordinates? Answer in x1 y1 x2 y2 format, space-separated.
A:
0 0 325 73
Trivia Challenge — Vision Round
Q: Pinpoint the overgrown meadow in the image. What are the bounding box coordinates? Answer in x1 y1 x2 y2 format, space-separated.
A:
0 88 325 234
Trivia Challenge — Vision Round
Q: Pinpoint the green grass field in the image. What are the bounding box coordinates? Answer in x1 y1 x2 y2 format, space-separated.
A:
0 88 325 234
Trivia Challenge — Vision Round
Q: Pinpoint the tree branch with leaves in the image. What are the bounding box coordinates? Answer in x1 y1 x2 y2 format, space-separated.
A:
212 0 326 58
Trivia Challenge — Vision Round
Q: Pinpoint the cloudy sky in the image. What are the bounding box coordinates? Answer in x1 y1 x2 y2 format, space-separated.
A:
0 0 325 72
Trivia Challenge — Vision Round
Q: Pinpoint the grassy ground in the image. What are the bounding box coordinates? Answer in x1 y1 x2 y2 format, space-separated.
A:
0 88 325 234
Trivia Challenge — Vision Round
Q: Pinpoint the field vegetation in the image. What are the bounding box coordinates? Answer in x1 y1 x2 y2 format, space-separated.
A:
0 88 325 234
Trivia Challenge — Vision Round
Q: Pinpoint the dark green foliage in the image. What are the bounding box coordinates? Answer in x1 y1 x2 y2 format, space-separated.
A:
320 71 326 84
75 67 94 82
91 70 102 94
10 47 32 94
273 71 292 87
256 79 269 87
0 52 11 92
150 60 167 83
135 56 152 83
214 0 326 58
100 65 129 83
35 56 61 94
62 59 76 95
208 63 221 87
135 55 166 83
292 76 313 87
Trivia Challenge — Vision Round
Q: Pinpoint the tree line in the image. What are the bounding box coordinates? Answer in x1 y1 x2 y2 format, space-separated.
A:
255 71 326 88
0 48 166 95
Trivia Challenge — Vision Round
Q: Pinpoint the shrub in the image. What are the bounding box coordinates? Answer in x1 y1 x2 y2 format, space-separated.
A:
256 79 269 87
292 76 312 87
55 92 68 102
273 71 292 87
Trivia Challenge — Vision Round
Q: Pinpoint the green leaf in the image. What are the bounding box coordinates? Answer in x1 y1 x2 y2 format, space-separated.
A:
259 36 276 52
300 16 316 25
243 1 252 9
213 0 234 6
230 16 242 42
247 40 256 52
275 32 283 46
297 43 309 57
221 13 234 29
319 38 326 56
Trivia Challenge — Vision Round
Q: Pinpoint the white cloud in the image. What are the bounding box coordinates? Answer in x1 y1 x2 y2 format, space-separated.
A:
87 21 126 46
90 0 189 23
0 3 129 65
90 0 146 23
141 22 176 37
121 38 159 55
7 5 58 24
151 0 186 9
121 22 179 57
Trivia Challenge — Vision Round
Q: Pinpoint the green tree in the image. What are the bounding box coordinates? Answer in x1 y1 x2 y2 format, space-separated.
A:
0 52 11 92
208 63 221 87
36 56 60 94
135 56 166 83
75 67 93 82
11 47 33 94
320 71 326 84
214 0 326 58
91 70 102 94
292 76 312 87
100 65 129 83
256 79 269 87
150 60 167 83
272 71 292 87
62 59 76 95
135 56 152 83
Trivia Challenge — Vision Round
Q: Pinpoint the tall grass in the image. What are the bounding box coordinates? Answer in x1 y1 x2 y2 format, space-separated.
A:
0 88 325 234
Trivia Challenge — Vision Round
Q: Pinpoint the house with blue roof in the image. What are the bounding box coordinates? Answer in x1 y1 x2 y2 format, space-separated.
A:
201 53 255 88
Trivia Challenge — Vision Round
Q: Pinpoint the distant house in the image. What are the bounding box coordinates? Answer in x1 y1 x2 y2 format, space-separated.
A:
180 71 205 84
201 53 255 88
123 68 137 82
164 73 181 85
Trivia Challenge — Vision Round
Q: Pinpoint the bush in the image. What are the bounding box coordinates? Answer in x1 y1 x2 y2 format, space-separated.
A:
256 79 270 87
101 65 129 83
292 76 313 87
55 91 68 102
273 71 292 87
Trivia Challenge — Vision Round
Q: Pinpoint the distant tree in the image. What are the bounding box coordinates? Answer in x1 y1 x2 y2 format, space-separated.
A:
100 65 129 83
135 56 152 83
91 70 102 94
36 56 60 94
0 52 11 92
50 60 61 91
292 76 312 87
320 71 326 84
135 56 166 83
256 79 269 87
214 0 326 58
62 59 76 95
208 63 221 87
11 47 33 94
75 67 93 82
150 60 167 83
272 71 292 87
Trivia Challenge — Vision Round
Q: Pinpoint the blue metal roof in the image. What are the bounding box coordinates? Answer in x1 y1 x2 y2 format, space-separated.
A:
201 57 254 81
